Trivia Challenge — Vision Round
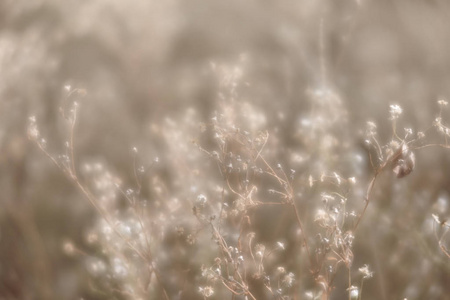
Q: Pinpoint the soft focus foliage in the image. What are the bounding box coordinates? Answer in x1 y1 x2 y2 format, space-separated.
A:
2 1 450 299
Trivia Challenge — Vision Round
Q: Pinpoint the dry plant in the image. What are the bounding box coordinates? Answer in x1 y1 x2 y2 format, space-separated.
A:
27 68 450 300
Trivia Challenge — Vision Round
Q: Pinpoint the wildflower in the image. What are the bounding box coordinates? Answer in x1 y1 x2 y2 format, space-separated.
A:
197 194 207 206
358 264 374 279
389 104 403 120
255 244 265 258
366 121 377 136
290 169 296 179
27 116 39 140
282 272 295 287
199 286 214 297
314 209 330 226
434 117 442 127
404 128 413 136
438 99 448 107
344 231 355 247
186 234 196 245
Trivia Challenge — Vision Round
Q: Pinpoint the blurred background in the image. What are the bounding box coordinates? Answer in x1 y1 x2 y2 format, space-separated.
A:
1 0 450 299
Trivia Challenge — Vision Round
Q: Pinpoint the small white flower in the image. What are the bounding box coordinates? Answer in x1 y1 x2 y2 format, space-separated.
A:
27 124 39 140
438 99 448 107
196 194 207 205
389 104 403 120
282 272 295 287
314 209 330 225
358 264 374 279
199 286 214 297
366 121 377 136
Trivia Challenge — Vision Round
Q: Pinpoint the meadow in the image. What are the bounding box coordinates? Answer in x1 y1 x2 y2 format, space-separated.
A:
2 1 450 299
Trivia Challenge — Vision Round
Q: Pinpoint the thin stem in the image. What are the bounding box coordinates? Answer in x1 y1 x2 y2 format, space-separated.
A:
358 279 365 300
292 200 313 268
348 268 351 300
69 106 77 178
